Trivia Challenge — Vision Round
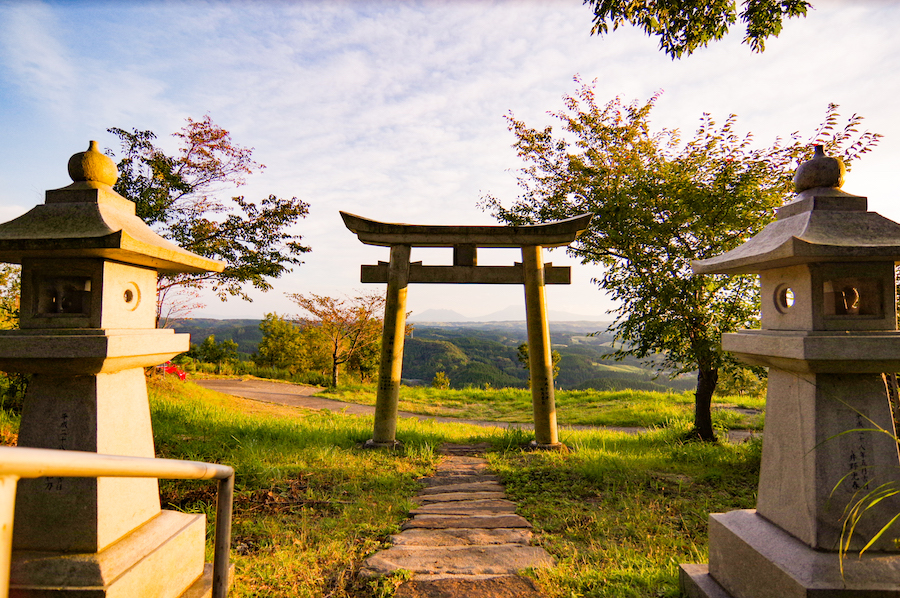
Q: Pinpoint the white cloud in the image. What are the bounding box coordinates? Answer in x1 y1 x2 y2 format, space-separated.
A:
1 0 899 320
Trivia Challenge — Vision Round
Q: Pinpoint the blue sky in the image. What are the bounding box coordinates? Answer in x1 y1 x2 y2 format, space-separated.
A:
1 0 898 321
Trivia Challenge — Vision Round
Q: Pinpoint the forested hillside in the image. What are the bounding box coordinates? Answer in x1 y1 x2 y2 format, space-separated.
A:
403 322 695 392
171 319 695 392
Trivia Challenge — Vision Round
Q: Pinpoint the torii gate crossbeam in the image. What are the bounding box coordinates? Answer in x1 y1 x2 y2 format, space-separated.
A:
341 211 593 449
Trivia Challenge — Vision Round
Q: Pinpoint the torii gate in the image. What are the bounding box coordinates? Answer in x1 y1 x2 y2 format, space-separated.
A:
341 211 593 449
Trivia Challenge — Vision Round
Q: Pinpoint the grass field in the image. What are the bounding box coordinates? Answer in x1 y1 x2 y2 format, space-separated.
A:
318 384 766 431
0 375 762 597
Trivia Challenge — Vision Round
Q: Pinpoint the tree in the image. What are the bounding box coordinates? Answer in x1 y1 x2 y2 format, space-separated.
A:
482 79 880 440
188 335 238 365
253 313 329 375
108 116 311 326
0 264 26 415
585 0 811 58
517 342 561 380
287 292 385 387
432 371 451 389
0 264 19 330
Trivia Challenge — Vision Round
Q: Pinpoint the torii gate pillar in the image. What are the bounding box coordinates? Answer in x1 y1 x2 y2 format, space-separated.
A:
522 245 558 445
342 212 592 448
372 244 411 444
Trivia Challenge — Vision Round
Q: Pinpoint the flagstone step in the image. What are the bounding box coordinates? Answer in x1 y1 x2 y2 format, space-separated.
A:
390 528 533 547
410 499 517 515
401 514 533 530
416 491 507 503
420 481 506 494
360 544 554 578
422 474 501 487
361 449 553 596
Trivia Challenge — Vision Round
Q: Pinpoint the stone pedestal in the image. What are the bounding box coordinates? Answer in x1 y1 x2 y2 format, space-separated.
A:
684 148 900 598
757 370 900 552
680 510 900 598
0 142 226 597
10 511 207 598
6 330 208 597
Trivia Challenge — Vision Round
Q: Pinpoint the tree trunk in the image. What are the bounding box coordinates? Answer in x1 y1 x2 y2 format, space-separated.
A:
694 368 718 441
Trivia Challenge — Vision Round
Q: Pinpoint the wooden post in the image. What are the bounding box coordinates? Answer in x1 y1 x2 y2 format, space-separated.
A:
522 245 559 446
370 244 411 446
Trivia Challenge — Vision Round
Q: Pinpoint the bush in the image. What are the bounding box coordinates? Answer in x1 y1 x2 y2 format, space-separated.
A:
0 372 28 416
431 371 450 390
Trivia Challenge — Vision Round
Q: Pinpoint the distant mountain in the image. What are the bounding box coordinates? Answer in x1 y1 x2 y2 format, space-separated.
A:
409 305 607 323
410 309 470 322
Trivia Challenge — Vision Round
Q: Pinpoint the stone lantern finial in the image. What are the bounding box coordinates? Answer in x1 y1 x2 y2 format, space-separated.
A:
66 140 118 187
793 144 845 193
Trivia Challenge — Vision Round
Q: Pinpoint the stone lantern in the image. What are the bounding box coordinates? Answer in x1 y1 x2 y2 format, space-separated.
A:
0 142 224 597
681 147 900 598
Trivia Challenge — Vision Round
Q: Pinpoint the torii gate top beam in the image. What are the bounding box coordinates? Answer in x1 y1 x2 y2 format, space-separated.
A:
340 211 593 248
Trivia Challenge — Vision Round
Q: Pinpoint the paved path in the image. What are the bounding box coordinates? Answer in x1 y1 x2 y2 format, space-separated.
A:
365 443 550 598
195 378 579 431
195 378 756 442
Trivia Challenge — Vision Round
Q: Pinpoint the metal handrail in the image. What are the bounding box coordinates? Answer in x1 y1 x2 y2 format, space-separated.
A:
0 446 234 598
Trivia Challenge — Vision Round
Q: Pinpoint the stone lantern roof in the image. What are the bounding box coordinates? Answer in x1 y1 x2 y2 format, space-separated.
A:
692 146 900 275
0 141 224 274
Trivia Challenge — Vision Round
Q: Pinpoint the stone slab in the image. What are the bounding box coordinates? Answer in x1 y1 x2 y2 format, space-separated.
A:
402 514 532 530
180 563 234 598
437 457 489 470
420 482 505 495
10 510 206 597
360 544 554 578
708 510 900 598
679 564 733 598
410 499 517 515
437 443 495 456
421 475 500 487
416 491 506 503
395 575 546 598
391 528 532 547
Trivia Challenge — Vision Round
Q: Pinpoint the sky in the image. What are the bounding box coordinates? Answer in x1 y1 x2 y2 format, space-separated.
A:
1 0 898 322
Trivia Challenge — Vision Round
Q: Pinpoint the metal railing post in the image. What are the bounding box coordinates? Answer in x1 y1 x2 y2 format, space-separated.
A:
0 447 234 598
213 474 234 598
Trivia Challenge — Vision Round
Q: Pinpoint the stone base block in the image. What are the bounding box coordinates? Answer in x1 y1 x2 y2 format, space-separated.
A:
10 510 206 597
683 510 900 598
679 564 743 598
181 563 234 598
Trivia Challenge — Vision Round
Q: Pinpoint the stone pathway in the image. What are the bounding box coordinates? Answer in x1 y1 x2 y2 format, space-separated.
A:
361 444 552 597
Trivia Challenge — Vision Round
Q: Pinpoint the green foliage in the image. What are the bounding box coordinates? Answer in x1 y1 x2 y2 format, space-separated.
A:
431 371 451 389
187 334 238 365
253 313 329 376
715 364 767 398
171 318 263 356
146 376 444 597
108 116 310 324
288 292 385 387
586 0 811 58
0 264 25 414
517 342 562 379
487 428 761 597
0 264 20 329
317 383 764 431
403 324 693 392
482 78 881 438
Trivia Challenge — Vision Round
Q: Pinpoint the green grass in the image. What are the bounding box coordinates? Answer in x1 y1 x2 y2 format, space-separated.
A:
488 424 761 598
0 376 762 597
318 384 766 431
